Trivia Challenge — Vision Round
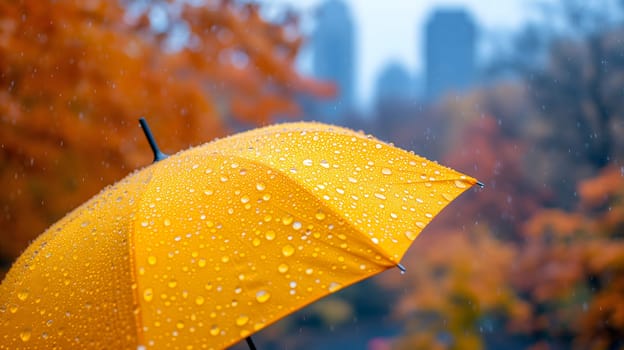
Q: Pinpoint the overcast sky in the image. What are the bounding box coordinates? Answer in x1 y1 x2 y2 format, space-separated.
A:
262 0 542 108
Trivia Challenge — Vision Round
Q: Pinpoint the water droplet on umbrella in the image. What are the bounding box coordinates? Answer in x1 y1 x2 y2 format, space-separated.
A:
255 290 270 303
381 168 392 175
252 238 261 246
17 291 28 301
282 216 293 225
265 230 276 240
163 218 171 226
195 296 205 305
328 282 341 292
256 182 266 191
320 160 329 168
303 159 313 166
176 321 184 329
278 264 289 273
140 221 148 227
167 280 177 288
375 143 382 149
371 237 380 244
405 231 418 240
416 221 426 229
143 289 153 302
442 193 454 201
374 193 386 200
292 221 302 230
147 256 157 265
236 315 249 326
198 258 207 267
454 180 467 188
315 211 326 220
209 325 220 336
240 196 250 204
282 244 295 257
19 329 31 342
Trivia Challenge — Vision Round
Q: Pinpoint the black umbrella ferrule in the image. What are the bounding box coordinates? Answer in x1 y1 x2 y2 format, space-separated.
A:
139 117 168 163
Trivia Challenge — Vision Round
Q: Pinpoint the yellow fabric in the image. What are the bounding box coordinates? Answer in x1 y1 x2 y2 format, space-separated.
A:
0 122 477 349
0 167 154 349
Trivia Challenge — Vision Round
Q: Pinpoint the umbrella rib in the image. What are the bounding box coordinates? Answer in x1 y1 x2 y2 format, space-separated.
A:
206 153 400 268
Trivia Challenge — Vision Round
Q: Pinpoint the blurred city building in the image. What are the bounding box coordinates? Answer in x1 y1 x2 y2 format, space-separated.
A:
311 0 356 123
373 62 415 141
374 62 414 104
424 8 477 100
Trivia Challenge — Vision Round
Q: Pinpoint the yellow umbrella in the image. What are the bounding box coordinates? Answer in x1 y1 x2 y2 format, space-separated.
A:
0 120 479 349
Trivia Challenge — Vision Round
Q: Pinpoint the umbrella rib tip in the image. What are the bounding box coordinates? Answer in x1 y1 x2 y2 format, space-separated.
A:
476 181 485 189
397 263 406 274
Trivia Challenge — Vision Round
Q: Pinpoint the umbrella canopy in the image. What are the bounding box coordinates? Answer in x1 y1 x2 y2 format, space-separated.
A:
0 122 479 349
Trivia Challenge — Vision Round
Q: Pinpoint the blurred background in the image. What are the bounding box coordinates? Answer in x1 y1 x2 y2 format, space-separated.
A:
2 0 624 349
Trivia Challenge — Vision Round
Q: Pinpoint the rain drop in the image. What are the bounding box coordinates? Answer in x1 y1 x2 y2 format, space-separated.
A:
320 160 329 168
374 193 386 200
303 159 313 166
405 231 418 240
265 230 276 241
415 221 426 229
282 216 294 225
20 329 31 342
236 315 249 326
381 168 392 175
147 256 157 265
442 193 454 201
292 221 302 230
143 288 153 302
328 282 342 292
278 264 289 273
282 244 295 257
255 290 271 303
240 196 250 204
371 237 380 244
256 183 266 191
17 291 28 301
454 180 468 188
315 211 326 220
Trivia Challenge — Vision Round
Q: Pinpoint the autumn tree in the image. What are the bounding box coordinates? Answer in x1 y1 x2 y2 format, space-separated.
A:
511 166 624 349
0 0 330 271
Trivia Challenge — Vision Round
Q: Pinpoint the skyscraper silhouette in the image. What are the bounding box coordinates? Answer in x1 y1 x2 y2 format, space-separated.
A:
424 8 477 100
312 0 355 122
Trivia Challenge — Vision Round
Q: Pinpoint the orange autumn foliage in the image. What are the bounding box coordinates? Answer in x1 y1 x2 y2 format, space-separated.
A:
0 0 329 266
512 166 624 349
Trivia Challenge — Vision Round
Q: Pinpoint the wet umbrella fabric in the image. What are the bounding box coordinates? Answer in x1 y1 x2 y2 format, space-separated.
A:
0 122 478 349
